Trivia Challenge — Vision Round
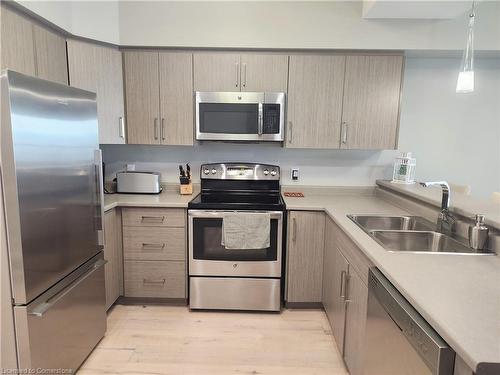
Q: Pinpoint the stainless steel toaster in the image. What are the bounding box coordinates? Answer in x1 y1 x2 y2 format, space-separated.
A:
116 171 162 194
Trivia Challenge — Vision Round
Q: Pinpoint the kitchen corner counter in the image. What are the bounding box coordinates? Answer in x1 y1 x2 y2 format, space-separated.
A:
104 185 200 212
283 186 500 375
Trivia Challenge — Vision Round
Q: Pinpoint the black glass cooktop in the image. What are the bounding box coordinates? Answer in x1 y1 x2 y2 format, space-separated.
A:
188 191 285 211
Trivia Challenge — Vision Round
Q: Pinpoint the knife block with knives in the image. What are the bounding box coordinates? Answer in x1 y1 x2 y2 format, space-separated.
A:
179 164 193 195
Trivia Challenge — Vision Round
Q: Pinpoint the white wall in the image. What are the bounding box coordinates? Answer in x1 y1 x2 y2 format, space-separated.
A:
101 144 397 187
15 1 500 51
102 56 500 198
398 56 500 199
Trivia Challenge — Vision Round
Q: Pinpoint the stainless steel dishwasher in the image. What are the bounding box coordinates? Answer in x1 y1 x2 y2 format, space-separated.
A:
364 268 456 375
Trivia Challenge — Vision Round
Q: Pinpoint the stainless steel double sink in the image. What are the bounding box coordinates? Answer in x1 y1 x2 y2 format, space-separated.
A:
348 215 489 254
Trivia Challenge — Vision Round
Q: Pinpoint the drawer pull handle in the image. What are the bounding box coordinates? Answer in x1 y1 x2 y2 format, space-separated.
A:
141 243 165 251
143 278 166 285
141 215 165 223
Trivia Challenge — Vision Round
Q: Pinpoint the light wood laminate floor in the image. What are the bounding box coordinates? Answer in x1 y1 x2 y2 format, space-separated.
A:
79 305 348 375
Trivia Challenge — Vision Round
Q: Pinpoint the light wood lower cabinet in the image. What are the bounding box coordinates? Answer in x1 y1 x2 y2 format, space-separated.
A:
323 215 371 375
122 208 187 299
286 211 325 303
103 208 124 310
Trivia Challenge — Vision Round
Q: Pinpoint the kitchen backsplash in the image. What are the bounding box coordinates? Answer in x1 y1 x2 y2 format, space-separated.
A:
101 143 397 186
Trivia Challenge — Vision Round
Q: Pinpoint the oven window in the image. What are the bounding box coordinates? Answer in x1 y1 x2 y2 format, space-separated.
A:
192 218 279 261
199 103 258 134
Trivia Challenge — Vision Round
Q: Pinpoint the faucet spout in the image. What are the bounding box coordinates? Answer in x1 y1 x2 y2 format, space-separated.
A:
419 181 450 211
420 181 455 234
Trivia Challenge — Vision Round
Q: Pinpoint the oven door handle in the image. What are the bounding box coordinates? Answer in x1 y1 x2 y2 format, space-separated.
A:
188 210 283 220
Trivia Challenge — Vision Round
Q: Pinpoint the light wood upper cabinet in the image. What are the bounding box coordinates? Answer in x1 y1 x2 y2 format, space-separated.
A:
341 55 404 150
159 53 194 145
124 51 194 145
103 208 123 310
193 53 240 91
0 6 36 76
194 52 289 92
124 51 161 144
287 55 346 148
33 24 68 85
240 54 288 92
68 40 125 144
286 211 325 303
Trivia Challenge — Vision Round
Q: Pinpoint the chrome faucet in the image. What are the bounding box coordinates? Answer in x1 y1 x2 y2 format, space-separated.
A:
419 181 456 234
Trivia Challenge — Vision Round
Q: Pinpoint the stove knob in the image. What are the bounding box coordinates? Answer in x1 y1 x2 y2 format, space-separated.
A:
270 170 277 176
211 168 217 174
203 168 210 175
263 169 269 175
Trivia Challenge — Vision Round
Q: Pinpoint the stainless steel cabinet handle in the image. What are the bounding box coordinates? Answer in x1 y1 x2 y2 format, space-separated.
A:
154 118 159 140
242 62 247 88
29 259 107 317
161 118 166 141
141 215 165 223
235 63 239 88
119 117 125 139
289 121 293 144
344 271 351 303
292 217 297 242
340 270 347 299
341 122 348 144
143 278 166 285
141 243 166 251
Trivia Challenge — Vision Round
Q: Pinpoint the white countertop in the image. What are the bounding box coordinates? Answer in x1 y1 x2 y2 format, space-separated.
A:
104 185 500 373
283 188 500 374
377 180 500 230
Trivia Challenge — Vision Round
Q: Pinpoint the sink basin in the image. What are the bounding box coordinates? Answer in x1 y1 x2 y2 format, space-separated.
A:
370 230 477 253
348 215 435 232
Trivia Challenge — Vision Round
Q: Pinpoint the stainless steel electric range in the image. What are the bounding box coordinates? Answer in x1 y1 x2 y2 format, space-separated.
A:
188 163 286 312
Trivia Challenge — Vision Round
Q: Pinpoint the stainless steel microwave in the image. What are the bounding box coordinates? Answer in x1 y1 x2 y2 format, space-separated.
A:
195 91 285 142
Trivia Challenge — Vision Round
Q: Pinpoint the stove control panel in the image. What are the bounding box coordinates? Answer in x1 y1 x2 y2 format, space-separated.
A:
200 163 280 180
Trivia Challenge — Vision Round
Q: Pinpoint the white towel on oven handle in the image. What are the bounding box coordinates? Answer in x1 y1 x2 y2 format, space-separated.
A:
221 212 271 250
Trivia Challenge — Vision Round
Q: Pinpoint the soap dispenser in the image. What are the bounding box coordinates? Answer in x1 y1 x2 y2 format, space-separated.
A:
469 214 489 251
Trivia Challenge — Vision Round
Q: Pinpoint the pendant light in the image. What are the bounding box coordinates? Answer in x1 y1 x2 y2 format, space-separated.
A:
456 1 476 93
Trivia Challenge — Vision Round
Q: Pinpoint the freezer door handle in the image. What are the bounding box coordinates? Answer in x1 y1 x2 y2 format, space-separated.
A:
28 258 107 317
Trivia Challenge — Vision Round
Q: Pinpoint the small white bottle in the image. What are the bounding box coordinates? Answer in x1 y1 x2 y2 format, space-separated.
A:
392 152 416 184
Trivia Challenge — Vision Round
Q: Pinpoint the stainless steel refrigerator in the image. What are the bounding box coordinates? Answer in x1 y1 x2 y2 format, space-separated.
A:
1 70 106 372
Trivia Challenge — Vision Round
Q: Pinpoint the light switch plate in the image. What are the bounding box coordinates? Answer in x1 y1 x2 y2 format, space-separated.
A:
291 168 299 181
126 164 136 171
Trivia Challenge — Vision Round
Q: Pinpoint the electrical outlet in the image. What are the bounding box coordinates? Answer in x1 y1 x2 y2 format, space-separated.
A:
291 168 299 181
126 164 136 171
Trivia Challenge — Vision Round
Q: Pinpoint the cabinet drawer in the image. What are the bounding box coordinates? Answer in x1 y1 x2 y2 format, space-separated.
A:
123 226 186 261
124 261 186 298
122 208 185 228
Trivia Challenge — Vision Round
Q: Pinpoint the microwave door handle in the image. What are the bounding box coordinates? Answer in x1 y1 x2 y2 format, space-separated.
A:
258 103 263 135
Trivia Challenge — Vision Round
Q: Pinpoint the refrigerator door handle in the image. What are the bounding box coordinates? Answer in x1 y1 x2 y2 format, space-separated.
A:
95 149 105 247
28 258 107 317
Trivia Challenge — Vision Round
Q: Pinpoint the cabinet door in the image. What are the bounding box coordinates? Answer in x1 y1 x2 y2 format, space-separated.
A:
343 269 368 375
240 54 288 92
33 24 68 84
341 55 404 150
159 53 194 145
124 51 160 144
287 211 325 303
104 209 122 310
193 53 241 91
0 6 36 76
68 40 126 144
287 55 345 149
331 245 349 354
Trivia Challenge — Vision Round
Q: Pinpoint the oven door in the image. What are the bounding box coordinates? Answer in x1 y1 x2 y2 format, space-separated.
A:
189 210 283 277
195 92 284 142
